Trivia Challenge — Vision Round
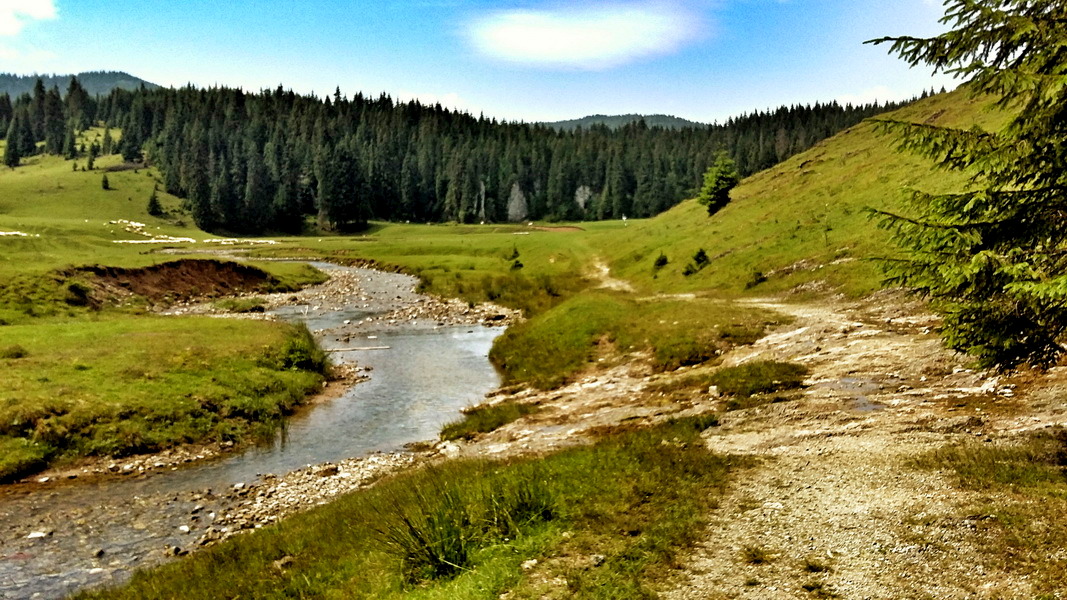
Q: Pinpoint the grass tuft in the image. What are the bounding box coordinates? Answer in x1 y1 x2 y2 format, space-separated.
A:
709 360 808 398
214 297 268 313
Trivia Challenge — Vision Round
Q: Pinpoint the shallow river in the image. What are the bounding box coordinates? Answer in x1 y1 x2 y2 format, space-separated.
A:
0 266 503 600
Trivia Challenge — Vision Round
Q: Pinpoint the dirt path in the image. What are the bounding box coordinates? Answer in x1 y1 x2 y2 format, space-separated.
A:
662 297 1066 599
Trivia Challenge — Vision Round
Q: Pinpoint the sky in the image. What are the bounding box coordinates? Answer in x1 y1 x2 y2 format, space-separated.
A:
0 0 957 124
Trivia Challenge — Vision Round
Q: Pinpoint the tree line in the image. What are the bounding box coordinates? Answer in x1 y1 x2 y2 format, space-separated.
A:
2 76 915 234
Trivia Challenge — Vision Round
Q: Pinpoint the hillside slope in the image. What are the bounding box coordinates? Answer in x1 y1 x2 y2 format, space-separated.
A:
608 88 1007 297
0 71 158 97
543 113 705 130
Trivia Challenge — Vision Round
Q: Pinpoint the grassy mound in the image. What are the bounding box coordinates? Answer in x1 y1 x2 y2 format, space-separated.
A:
0 317 328 481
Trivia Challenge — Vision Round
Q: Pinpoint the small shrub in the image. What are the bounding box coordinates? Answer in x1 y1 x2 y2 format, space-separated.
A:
101 174 110 190
510 259 524 271
0 344 28 359
693 248 709 267
682 263 697 277
653 253 669 269
746 271 768 289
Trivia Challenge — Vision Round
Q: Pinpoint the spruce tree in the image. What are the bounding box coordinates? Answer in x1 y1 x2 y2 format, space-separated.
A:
697 151 739 216
101 174 110 190
869 0 1067 369
147 185 163 216
3 121 20 167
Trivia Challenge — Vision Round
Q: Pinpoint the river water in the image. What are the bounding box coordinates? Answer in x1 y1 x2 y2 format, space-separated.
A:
0 266 503 600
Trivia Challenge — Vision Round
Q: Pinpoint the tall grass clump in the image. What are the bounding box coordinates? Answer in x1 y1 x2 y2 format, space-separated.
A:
377 466 556 582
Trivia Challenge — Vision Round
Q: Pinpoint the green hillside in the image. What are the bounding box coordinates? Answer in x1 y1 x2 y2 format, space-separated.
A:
0 71 158 97
605 87 1007 297
543 113 705 130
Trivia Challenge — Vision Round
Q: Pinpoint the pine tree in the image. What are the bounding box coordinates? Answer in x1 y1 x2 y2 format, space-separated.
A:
146 185 163 216
101 127 113 156
696 151 739 216
3 119 20 167
101 174 110 190
869 0 1067 369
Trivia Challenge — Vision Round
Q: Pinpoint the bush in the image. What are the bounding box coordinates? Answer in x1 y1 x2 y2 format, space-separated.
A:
653 253 669 269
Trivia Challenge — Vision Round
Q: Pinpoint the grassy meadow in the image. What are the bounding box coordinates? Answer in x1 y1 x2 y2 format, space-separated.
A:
0 317 327 481
2 88 1014 596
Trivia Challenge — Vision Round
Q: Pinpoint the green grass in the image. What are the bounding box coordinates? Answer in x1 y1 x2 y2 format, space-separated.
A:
708 360 809 397
603 89 1009 298
0 317 328 481
441 401 541 441
911 429 1067 595
213 296 269 313
75 415 737 600
490 291 784 389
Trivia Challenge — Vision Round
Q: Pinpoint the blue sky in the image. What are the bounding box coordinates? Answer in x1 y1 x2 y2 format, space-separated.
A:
0 0 956 123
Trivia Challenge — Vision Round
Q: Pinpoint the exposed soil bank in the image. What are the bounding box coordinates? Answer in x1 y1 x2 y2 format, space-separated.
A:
73 259 277 305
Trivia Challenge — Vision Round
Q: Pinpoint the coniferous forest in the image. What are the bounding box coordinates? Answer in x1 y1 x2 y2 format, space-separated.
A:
1 77 916 234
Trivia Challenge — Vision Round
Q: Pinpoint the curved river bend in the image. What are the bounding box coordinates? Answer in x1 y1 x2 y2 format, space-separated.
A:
0 265 503 600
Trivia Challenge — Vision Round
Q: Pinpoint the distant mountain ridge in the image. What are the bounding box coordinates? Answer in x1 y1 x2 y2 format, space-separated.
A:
0 71 158 97
544 114 705 131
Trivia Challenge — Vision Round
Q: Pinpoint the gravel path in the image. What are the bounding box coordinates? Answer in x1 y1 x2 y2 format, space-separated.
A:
663 297 1064 599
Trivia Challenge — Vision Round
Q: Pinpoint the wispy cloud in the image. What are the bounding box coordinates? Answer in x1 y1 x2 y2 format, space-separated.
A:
466 2 701 70
0 0 57 36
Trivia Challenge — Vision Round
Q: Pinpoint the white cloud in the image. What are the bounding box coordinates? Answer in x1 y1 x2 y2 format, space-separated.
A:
0 0 57 36
467 2 700 70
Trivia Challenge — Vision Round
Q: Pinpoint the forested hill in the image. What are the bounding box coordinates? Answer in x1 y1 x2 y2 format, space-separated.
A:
3 79 912 235
0 71 157 98
544 114 704 131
